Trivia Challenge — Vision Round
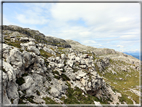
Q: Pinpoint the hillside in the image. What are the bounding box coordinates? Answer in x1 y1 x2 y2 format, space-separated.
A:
1 25 141 106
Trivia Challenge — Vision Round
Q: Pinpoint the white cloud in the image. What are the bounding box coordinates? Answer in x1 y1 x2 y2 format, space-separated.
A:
3 3 140 52
15 4 50 25
16 13 48 25
81 40 96 44
117 45 124 48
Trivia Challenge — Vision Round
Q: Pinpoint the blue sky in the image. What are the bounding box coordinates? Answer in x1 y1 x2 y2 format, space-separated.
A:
3 2 140 52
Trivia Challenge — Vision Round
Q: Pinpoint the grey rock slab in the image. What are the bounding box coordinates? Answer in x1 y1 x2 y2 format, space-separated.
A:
7 81 19 102
7 48 23 69
3 90 11 104
3 61 15 81
50 87 60 98
20 76 34 90
43 47 56 55
66 60 74 67
27 46 40 55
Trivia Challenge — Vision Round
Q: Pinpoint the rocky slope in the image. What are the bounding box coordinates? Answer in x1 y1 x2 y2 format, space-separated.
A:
0 25 141 106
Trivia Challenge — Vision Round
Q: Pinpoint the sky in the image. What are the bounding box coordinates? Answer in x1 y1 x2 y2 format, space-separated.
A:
2 2 140 53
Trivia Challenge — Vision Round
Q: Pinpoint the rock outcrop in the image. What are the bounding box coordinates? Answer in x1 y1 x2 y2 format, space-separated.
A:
1 25 141 106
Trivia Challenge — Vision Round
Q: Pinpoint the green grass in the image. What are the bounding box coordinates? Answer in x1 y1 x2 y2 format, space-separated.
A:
7 41 21 48
42 97 58 104
52 71 60 75
73 68 79 73
52 71 70 81
44 59 49 67
96 58 140 104
40 49 53 58
60 82 111 104
57 47 66 55
118 94 133 104
18 95 37 104
61 74 70 81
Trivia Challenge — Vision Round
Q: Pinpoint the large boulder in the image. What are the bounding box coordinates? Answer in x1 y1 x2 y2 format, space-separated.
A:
27 46 40 55
76 70 87 80
22 51 32 69
7 81 19 104
2 44 12 59
50 87 60 98
20 37 29 42
66 60 74 67
20 76 34 91
7 48 23 69
3 61 16 81
49 79 68 98
43 47 56 56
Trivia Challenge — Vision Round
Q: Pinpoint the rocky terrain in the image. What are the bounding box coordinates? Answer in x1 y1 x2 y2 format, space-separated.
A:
0 25 141 106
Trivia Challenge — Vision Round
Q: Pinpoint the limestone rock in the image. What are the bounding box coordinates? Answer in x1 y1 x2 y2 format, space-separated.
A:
7 81 19 104
7 48 23 69
20 76 34 91
27 46 40 55
3 61 16 81
66 60 74 67
20 37 29 42
43 47 56 56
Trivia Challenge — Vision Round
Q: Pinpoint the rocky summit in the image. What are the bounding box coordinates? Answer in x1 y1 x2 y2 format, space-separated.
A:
0 25 141 106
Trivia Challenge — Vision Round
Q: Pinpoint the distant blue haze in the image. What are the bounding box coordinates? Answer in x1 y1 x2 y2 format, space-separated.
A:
123 52 141 61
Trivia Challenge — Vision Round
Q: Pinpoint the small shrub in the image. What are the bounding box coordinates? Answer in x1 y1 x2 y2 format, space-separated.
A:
18 96 26 104
62 69 66 72
2 67 7 73
61 74 70 81
44 59 49 67
73 68 78 73
54 75 60 80
11 99 14 104
47 76 51 81
21 73 28 77
26 96 35 103
16 77 25 86
53 71 60 75
36 90 40 96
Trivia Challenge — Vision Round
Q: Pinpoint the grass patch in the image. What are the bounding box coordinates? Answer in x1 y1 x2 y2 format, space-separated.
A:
40 49 53 58
52 71 70 81
73 68 79 73
18 94 36 104
61 82 110 104
96 58 140 104
43 97 58 104
52 71 60 75
26 96 35 103
7 41 21 48
44 59 49 67
61 74 70 81
119 94 133 104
